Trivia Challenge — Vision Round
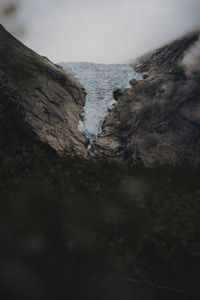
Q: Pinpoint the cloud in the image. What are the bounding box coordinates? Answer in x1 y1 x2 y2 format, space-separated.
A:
1 0 200 63
182 37 200 72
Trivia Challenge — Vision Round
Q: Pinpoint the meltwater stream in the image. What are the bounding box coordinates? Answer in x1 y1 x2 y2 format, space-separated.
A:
59 62 142 143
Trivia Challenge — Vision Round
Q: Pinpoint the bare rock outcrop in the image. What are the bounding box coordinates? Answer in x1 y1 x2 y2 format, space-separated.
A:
0 24 87 156
93 31 200 166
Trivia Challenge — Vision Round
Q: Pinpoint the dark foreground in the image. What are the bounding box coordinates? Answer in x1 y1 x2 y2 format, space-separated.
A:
0 142 200 299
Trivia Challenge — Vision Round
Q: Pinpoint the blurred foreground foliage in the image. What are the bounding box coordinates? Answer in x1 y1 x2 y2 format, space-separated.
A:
1 141 200 294
1 151 200 297
0 88 200 298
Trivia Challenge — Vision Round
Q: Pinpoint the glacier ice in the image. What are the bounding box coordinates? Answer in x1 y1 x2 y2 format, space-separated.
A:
59 62 142 143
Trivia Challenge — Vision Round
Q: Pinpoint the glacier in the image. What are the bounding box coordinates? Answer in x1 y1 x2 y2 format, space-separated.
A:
59 62 142 143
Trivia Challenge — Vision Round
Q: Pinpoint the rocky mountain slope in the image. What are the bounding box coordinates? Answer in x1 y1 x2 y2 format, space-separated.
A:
0 24 87 156
1 24 200 166
93 32 200 166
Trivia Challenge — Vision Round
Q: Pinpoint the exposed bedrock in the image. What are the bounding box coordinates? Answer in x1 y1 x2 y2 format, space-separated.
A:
92 31 200 166
0 24 87 157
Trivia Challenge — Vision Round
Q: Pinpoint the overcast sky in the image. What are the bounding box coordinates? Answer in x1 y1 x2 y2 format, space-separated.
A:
1 0 200 63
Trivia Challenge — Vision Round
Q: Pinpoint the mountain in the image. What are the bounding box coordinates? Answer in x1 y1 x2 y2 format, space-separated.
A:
1 24 200 166
93 32 200 166
0 24 87 157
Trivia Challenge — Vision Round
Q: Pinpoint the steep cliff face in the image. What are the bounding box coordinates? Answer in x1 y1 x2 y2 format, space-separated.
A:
0 25 87 156
93 32 200 166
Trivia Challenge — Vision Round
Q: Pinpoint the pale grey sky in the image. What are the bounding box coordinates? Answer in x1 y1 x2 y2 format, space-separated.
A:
1 0 200 63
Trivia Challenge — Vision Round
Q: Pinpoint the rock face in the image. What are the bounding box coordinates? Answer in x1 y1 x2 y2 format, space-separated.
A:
93 32 200 166
0 24 87 156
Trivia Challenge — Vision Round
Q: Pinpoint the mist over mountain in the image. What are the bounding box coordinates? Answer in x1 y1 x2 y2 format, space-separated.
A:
1 0 200 63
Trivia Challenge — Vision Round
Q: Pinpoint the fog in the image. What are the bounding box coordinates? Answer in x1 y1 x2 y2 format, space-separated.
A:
1 0 200 63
